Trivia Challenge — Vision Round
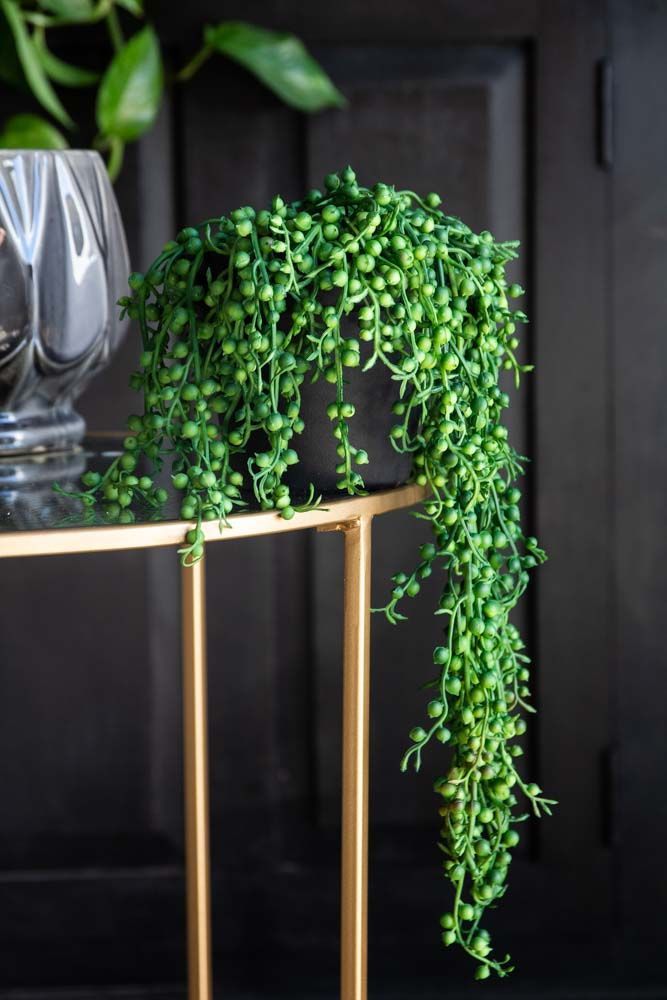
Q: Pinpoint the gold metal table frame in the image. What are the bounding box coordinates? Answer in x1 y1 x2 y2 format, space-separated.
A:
0 483 427 1000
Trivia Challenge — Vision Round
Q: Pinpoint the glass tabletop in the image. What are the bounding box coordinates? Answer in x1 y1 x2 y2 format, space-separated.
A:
0 435 169 535
0 435 426 560
0 433 316 535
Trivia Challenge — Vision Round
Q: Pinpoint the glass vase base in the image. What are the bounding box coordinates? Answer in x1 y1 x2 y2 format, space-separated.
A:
0 407 85 456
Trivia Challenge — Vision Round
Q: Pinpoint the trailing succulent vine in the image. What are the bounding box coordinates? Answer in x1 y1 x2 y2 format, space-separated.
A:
64 166 552 979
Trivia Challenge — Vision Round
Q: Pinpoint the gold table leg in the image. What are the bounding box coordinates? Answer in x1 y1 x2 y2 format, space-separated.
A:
179 518 371 1000
182 555 213 1000
340 516 372 1000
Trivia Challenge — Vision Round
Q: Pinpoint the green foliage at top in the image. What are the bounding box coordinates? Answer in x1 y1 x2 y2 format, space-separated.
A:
0 1 344 178
61 165 552 979
95 24 162 140
203 22 345 113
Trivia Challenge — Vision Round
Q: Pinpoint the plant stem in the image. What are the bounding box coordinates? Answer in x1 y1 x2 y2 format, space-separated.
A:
106 7 124 52
176 44 213 82
106 136 124 181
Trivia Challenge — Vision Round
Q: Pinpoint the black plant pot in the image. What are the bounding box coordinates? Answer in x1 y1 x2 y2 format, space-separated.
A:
285 362 413 497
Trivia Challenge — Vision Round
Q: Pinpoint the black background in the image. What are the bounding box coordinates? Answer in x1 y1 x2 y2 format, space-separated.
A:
1 1 666 997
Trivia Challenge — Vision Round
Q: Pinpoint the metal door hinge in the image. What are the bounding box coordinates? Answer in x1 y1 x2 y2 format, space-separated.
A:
596 58 614 170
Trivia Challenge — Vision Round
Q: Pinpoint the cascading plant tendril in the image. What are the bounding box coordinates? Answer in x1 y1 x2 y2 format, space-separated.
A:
60 165 553 979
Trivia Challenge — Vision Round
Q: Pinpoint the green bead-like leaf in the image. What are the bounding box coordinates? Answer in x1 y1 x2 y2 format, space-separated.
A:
0 0 74 127
204 21 345 113
0 113 68 149
96 25 163 142
34 30 99 86
36 0 95 20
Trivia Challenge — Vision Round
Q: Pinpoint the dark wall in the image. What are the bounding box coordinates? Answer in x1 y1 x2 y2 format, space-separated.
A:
0 1 665 996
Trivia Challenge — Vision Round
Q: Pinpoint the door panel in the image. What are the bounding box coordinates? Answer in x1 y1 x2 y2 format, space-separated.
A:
612 0 667 953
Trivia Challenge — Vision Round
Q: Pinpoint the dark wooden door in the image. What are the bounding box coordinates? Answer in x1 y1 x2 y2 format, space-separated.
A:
1 1 664 996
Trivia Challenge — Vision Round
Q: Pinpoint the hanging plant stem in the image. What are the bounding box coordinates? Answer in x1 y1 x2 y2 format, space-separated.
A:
63 165 552 979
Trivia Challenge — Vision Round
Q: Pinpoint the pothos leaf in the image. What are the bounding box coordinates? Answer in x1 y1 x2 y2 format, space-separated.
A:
0 0 74 127
0 112 68 149
96 25 163 141
204 21 346 113
36 0 95 20
34 30 99 86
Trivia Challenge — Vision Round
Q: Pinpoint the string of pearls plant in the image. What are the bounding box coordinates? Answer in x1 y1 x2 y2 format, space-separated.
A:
66 166 552 979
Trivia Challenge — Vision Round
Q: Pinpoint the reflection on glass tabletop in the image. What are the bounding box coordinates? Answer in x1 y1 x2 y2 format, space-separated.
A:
0 435 427 556
0 434 194 534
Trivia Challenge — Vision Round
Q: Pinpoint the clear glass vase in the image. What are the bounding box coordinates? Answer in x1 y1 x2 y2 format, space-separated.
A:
0 149 129 454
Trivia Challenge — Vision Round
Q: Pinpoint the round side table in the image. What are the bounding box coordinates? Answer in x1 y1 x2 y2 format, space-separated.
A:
0 437 427 1000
